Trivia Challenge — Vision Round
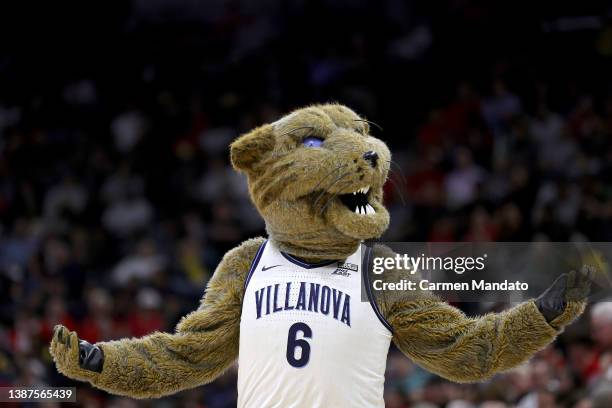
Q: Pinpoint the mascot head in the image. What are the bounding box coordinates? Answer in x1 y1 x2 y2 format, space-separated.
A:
230 104 391 261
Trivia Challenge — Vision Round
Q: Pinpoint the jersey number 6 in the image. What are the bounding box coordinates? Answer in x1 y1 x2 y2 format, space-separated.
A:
286 322 312 368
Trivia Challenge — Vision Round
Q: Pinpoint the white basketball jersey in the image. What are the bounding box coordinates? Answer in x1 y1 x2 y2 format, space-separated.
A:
238 240 392 408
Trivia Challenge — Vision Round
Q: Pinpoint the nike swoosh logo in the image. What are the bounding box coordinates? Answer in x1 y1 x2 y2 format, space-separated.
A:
262 265 282 271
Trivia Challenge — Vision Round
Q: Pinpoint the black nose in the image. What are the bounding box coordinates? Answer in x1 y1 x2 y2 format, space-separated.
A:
363 151 379 168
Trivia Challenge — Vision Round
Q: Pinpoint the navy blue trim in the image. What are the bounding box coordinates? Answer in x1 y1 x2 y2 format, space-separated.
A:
280 252 337 269
362 245 394 334
244 240 268 290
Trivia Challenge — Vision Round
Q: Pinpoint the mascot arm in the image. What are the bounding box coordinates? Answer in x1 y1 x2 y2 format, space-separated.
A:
50 237 265 399
371 245 588 383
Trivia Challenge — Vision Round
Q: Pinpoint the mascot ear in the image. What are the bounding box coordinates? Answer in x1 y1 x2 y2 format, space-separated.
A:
230 124 275 172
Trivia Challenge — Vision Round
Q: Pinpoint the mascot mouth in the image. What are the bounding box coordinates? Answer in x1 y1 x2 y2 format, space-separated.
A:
324 184 390 241
339 187 376 215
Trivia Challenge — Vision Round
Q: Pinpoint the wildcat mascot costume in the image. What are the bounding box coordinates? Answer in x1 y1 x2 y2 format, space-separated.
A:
51 104 591 406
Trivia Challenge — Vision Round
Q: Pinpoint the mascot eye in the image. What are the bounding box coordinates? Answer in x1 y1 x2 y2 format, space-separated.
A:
302 136 324 148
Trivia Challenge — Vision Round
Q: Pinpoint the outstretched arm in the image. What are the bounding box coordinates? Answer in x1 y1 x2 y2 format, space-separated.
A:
50 237 265 399
371 245 590 383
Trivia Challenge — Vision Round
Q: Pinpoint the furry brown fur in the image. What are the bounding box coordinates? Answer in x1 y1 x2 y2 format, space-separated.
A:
50 103 586 398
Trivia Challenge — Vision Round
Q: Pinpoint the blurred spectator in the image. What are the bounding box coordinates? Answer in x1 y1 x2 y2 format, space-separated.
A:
112 239 165 286
481 80 522 136
591 384 612 408
102 192 154 237
128 288 164 337
591 303 612 351
445 148 485 209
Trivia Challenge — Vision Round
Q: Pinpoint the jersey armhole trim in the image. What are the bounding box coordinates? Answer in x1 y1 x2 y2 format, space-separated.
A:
362 245 394 334
244 240 268 291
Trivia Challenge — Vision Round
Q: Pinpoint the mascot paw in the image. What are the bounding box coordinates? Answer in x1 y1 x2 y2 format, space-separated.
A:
50 325 100 381
565 265 593 302
536 265 592 329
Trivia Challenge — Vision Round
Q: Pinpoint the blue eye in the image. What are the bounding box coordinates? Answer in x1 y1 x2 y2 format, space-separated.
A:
303 136 324 148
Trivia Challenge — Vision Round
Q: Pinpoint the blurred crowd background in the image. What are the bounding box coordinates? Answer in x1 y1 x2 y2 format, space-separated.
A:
2 0 612 407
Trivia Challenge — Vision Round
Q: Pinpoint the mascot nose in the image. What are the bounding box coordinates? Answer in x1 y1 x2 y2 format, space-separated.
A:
363 151 379 168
